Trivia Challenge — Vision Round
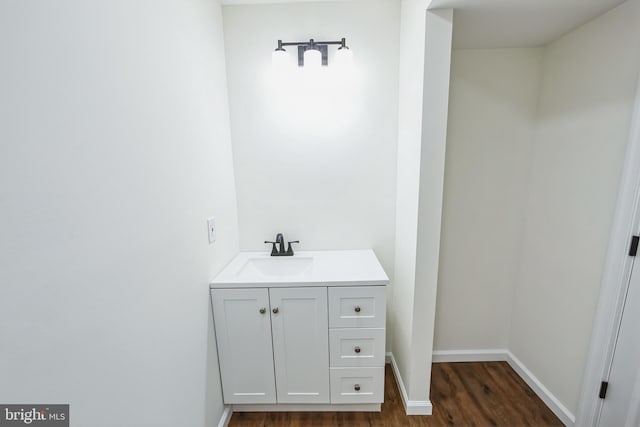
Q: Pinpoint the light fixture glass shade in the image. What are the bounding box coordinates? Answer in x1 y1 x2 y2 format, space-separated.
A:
272 49 291 74
334 47 353 68
304 48 322 69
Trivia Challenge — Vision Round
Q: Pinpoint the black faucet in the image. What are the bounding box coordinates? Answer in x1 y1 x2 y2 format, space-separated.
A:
264 233 299 256
276 233 285 254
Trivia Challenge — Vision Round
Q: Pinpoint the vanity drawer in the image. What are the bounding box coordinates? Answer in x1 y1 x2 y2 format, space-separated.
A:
330 367 384 404
328 286 386 328
329 328 385 367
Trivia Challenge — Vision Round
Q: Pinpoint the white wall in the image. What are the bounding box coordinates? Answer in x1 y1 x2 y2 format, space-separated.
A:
391 0 430 404
0 1 239 426
434 48 542 350
391 1 453 408
411 7 453 401
510 0 640 415
222 0 399 284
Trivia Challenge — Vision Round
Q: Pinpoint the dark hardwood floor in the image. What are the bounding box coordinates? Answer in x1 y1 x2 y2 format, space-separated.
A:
229 362 564 426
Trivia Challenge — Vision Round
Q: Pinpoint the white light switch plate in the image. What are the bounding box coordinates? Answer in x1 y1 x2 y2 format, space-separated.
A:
207 217 216 243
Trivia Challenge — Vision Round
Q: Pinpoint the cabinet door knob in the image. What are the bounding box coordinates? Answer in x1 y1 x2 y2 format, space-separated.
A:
354 384 361 391
272 307 279 314
354 306 361 313
259 307 266 314
354 346 361 353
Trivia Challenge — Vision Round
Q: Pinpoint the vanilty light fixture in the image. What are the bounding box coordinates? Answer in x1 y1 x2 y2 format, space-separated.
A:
272 37 352 69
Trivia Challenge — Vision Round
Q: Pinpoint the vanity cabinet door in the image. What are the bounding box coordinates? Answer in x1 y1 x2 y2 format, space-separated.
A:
211 288 276 404
269 287 330 404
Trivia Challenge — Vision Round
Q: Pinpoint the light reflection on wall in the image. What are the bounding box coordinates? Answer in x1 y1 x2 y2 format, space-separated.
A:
265 59 364 138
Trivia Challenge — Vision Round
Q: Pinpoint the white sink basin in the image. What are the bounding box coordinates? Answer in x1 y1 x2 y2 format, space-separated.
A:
238 257 314 277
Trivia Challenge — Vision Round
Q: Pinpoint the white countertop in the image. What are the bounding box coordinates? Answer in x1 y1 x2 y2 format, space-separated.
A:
210 249 389 288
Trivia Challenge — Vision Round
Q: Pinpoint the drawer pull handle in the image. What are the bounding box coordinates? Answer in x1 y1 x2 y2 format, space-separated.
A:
354 346 361 353
259 307 266 314
272 307 279 314
354 306 361 313
354 384 361 391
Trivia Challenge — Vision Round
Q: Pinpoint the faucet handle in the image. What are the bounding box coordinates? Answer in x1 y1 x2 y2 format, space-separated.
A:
286 241 299 256
264 241 278 256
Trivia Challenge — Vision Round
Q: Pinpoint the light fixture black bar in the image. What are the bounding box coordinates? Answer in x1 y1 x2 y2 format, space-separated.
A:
278 38 347 47
309 40 344 45
280 41 343 46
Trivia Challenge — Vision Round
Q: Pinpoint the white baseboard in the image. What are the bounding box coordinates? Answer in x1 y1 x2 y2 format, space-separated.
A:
432 349 508 363
506 351 575 427
387 352 433 415
217 406 232 427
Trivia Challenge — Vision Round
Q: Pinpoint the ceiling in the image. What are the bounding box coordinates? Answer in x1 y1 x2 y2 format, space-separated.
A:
220 0 627 48
428 0 627 48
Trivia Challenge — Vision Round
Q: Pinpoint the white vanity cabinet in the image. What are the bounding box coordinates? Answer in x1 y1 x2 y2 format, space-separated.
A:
210 250 389 412
211 286 329 405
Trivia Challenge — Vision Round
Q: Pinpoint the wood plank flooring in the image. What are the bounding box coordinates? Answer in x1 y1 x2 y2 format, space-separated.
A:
228 362 564 426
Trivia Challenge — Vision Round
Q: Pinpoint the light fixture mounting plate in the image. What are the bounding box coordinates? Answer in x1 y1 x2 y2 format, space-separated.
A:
297 45 329 66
